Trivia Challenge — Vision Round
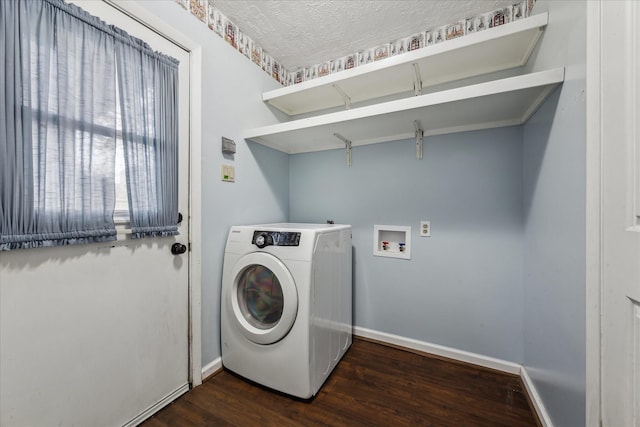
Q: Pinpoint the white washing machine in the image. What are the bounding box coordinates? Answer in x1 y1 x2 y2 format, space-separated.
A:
221 223 352 399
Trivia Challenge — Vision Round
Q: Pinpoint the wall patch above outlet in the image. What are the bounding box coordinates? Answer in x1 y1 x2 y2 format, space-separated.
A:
221 137 236 154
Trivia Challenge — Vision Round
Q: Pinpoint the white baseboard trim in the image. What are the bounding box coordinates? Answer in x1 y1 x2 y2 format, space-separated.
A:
520 366 554 427
201 356 222 380
123 383 189 427
354 326 521 374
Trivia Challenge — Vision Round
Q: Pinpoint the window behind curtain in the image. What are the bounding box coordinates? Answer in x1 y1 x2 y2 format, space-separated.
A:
1 0 118 250
0 0 179 251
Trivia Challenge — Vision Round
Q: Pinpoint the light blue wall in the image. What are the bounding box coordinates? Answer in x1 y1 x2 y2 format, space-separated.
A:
141 7 587 423
290 128 525 362
522 1 586 426
134 2 290 365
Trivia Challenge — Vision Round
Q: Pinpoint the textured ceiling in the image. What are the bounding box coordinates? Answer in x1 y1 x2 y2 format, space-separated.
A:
212 0 518 70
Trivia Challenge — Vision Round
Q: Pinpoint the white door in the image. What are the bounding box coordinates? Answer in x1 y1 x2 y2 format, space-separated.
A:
599 1 640 426
0 2 191 426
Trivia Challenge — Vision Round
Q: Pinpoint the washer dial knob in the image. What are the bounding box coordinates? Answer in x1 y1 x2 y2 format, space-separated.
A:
254 233 273 248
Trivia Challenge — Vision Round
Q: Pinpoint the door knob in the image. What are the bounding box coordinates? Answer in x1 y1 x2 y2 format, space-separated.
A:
171 243 187 255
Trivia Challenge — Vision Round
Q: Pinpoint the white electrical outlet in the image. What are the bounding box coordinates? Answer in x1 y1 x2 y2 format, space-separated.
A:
221 164 235 182
420 221 430 237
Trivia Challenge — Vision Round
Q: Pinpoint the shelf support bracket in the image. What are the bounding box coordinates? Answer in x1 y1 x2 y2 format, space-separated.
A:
412 63 423 96
332 84 352 110
414 120 424 160
333 133 353 166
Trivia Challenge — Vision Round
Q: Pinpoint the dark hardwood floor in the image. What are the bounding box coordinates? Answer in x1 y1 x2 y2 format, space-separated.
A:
143 339 540 426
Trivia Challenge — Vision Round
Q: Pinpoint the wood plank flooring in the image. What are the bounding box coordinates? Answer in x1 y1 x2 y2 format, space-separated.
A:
143 339 539 426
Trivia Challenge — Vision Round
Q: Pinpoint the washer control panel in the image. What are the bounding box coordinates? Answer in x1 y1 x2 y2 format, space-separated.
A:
252 231 301 248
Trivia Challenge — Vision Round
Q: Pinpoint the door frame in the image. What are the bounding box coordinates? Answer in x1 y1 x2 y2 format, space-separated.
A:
585 1 640 425
586 1 602 425
585 3 600 426
104 0 204 387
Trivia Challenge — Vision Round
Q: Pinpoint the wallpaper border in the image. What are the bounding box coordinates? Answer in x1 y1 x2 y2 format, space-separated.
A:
176 0 537 87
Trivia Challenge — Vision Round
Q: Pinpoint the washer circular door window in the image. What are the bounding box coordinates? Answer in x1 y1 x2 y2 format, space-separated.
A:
230 252 298 345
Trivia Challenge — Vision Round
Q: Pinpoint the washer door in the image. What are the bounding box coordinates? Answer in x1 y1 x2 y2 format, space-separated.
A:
230 252 298 345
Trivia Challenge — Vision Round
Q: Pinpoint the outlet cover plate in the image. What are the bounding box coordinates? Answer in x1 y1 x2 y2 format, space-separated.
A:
221 164 235 182
420 221 431 237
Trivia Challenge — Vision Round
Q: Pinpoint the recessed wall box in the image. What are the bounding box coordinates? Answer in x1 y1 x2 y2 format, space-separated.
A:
373 225 411 260
222 137 236 154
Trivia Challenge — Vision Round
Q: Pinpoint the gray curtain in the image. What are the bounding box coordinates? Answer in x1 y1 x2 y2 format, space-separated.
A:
115 30 180 239
1 0 180 250
1 0 118 250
